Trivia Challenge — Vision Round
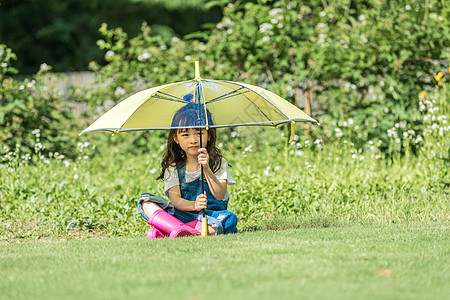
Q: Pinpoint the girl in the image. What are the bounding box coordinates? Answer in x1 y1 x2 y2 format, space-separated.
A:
137 100 238 239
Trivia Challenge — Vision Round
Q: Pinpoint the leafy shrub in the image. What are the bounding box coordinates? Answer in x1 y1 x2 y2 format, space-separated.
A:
0 45 76 159
84 0 449 157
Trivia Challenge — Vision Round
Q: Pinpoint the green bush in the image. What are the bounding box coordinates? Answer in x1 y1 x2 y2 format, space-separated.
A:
0 45 76 159
85 0 449 156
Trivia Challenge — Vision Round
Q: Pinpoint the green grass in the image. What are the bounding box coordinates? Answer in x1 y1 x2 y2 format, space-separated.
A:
1 223 448 300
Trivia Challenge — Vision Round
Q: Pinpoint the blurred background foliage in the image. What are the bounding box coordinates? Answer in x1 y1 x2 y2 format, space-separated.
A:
0 0 449 162
0 0 222 73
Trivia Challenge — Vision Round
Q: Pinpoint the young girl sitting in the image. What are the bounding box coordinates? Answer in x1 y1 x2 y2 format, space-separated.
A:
137 99 238 239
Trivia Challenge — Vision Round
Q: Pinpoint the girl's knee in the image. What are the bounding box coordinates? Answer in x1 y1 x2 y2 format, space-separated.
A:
208 225 217 235
141 201 161 219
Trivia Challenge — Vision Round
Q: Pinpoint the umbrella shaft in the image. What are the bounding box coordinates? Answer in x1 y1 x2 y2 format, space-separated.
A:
199 127 206 218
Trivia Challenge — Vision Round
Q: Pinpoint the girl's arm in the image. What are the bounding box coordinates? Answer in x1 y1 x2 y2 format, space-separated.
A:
167 185 207 211
203 168 227 200
198 148 227 200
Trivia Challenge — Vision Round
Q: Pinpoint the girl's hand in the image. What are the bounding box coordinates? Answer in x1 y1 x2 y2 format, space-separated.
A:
194 192 207 210
198 148 210 170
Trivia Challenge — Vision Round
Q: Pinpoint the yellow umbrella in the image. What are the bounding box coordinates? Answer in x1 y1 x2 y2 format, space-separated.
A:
80 61 319 236
81 62 318 138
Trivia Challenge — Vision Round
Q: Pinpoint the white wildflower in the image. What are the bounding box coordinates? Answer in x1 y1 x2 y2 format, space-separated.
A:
115 87 126 97
295 150 304 156
106 50 115 58
259 23 273 33
269 8 283 16
264 166 272 176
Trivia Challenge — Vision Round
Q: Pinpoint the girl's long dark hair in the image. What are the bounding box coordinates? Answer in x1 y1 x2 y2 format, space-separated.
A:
157 102 223 180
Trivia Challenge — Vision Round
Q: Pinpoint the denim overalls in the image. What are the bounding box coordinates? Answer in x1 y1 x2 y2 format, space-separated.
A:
138 165 238 235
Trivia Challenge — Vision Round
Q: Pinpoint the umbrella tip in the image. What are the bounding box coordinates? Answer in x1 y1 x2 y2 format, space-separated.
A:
317 123 321 126
195 61 200 80
78 132 83 136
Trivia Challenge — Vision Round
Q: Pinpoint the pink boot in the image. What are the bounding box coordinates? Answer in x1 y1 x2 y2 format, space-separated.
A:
147 227 166 239
148 210 200 239
185 220 203 232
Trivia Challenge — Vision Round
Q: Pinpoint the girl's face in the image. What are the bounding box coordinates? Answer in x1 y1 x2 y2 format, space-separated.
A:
174 128 209 157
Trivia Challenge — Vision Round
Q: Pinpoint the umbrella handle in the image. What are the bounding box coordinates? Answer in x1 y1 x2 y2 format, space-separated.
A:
201 217 208 236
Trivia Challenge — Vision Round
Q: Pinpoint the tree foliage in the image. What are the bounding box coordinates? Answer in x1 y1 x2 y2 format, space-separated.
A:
87 0 449 154
0 0 222 73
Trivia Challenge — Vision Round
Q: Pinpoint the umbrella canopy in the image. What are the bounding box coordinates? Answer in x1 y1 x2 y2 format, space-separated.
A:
80 62 318 135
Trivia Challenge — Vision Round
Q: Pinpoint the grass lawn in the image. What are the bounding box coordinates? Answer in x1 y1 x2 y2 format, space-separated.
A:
1 223 448 300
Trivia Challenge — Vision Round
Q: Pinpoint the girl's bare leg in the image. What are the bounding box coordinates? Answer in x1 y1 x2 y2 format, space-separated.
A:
141 201 162 219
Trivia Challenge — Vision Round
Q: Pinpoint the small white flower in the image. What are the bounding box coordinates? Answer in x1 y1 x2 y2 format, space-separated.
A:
106 50 114 58
231 131 238 138
352 154 357 159
259 23 273 33
39 63 50 71
34 143 43 150
74 174 79 180
137 52 150 61
264 166 272 176
149 168 157 174
115 87 126 98
269 8 283 16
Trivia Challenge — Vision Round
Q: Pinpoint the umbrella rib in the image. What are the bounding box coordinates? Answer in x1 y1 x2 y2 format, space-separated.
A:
154 92 186 103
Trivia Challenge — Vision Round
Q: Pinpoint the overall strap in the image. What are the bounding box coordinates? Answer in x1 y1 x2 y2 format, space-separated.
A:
176 164 186 187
